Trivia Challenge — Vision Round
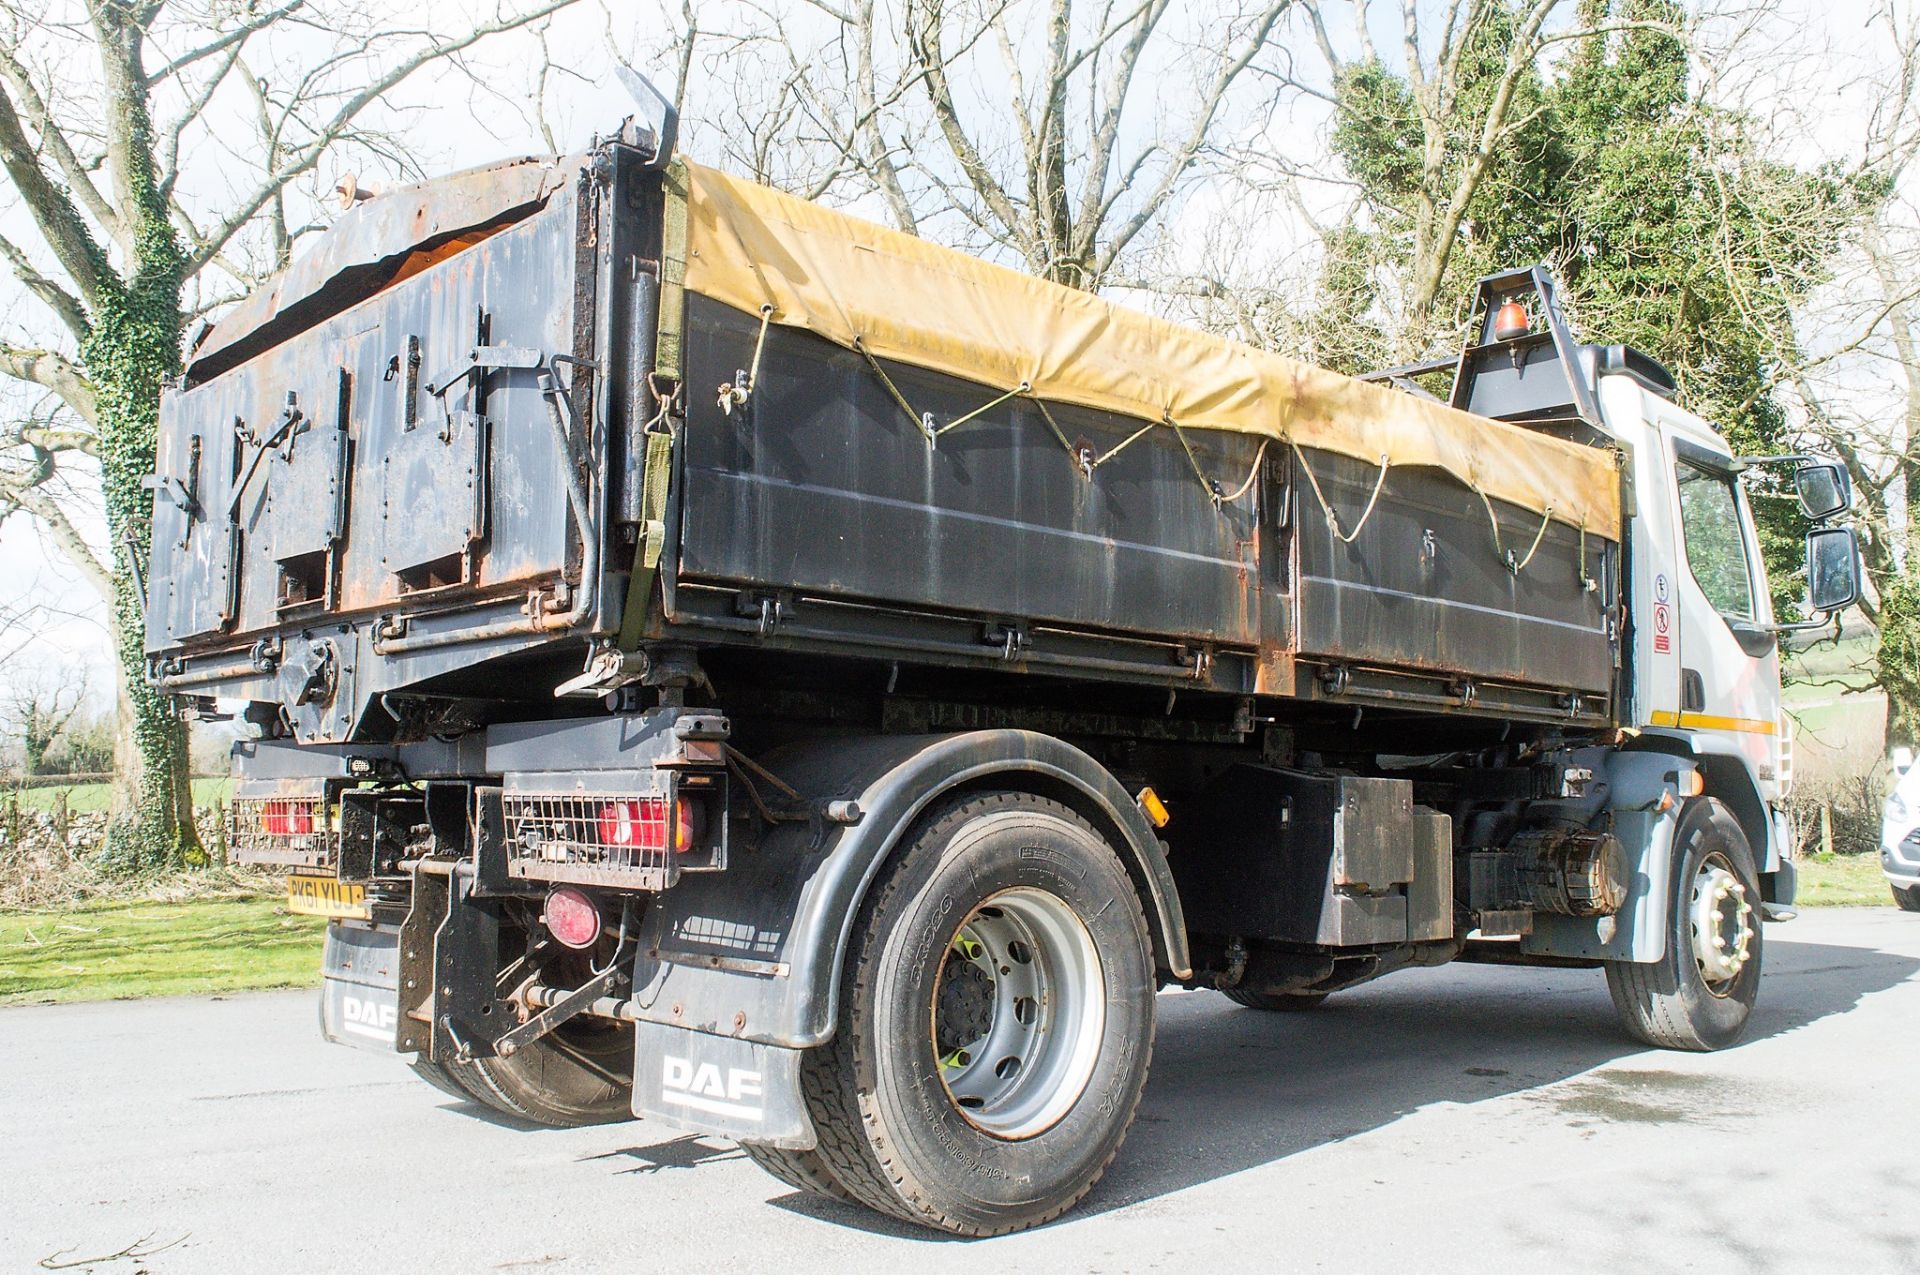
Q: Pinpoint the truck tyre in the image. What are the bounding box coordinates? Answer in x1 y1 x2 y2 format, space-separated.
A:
1893 884 1920 912
1221 989 1330 1012
409 1058 485 1103
1605 798 1762 1051
741 1145 856 1203
441 1021 636 1127
798 791 1156 1236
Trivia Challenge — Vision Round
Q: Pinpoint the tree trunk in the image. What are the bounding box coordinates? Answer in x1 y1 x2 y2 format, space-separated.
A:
1867 223 1920 754
84 107 199 869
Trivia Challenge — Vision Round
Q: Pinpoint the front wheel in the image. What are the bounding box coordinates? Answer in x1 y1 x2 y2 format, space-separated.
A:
798 791 1156 1236
1605 798 1762 1051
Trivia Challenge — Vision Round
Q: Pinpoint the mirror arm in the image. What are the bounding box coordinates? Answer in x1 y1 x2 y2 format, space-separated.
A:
1755 613 1844 636
1731 452 1813 473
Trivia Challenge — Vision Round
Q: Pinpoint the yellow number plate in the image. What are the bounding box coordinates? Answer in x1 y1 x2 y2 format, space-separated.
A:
287 875 369 920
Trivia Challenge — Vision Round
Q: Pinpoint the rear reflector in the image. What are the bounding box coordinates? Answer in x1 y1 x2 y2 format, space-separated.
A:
543 887 603 949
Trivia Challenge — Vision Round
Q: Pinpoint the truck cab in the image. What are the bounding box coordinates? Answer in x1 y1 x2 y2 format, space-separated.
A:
1373 265 1859 936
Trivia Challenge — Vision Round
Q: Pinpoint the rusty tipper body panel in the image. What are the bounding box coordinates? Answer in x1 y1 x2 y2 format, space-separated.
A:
145 143 1620 737
147 155 600 739
143 118 1848 1237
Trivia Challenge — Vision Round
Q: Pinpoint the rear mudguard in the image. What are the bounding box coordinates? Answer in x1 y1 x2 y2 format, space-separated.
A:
626 730 1189 1051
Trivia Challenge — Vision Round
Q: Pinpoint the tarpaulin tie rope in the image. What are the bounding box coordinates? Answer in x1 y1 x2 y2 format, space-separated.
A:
1218 440 1269 504
717 304 776 414
851 335 1261 506
935 381 1030 438
854 335 935 441
1031 397 1262 504
1293 443 1390 544
1167 416 1223 505
1477 486 1555 575
1029 397 1086 472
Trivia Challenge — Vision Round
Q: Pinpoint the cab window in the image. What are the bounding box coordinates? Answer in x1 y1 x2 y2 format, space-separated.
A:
1675 462 1755 620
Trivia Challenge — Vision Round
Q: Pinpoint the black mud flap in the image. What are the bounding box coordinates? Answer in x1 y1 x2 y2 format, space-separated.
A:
630 1020 816 1150
320 921 402 1053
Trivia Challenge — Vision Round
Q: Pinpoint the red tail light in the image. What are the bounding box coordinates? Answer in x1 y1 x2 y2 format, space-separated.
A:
594 797 701 854
543 887 602 949
263 799 315 837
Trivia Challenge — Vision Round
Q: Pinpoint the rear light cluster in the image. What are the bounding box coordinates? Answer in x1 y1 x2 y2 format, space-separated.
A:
228 795 330 869
595 797 702 854
501 789 718 890
262 799 316 837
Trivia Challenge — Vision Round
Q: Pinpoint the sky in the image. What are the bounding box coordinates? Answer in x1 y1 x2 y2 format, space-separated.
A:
0 0 1912 719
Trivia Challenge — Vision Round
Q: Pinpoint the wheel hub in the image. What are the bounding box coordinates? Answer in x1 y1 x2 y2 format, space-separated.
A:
936 951 996 1054
929 888 1106 1140
1689 857 1755 994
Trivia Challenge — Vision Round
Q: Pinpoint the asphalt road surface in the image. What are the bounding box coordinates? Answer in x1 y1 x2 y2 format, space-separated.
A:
5 907 1918 1274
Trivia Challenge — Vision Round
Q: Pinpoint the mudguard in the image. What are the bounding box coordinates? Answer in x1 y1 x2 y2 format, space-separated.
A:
1524 750 1689 963
624 730 1189 1052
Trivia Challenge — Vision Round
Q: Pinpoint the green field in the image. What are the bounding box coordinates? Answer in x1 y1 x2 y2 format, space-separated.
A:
0 896 323 1006
1797 853 1895 907
7 776 233 815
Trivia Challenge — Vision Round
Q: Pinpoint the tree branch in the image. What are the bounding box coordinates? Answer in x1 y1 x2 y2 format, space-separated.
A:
0 230 91 341
0 82 112 315
182 0 583 278
144 1 305 87
0 343 99 426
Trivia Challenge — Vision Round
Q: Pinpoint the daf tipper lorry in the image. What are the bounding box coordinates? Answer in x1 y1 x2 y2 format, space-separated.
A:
143 105 1862 1235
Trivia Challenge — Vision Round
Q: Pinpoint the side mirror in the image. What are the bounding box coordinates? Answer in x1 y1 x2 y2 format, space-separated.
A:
1795 462 1851 521
1806 526 1861 614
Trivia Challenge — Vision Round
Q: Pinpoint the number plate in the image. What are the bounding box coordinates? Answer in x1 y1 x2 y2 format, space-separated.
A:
287 875 369 920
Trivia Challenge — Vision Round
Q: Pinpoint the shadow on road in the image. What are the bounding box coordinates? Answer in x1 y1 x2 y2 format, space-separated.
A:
599 932 1919 1239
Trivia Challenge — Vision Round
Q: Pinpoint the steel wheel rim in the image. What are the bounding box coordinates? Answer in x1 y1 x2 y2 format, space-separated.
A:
930 887 1106 1140
1689 853 1755 996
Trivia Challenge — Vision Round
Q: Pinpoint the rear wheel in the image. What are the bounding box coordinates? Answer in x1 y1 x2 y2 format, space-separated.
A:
412 910 636 1127
741 1145 856 1203
409 1057 483 1103
1221 989 1330 1012
798 791 1156 1236
1606 798 1762 1051
442 1019 634 1126
1894 884 1920 913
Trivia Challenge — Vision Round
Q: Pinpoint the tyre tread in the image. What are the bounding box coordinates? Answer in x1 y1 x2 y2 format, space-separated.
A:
799 790 1153 1237
1604 798 1760 1052
741 1143 857 1202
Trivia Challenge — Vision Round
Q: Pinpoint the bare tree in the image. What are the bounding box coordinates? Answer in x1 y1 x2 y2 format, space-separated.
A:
2 669 86 776
682 0 1297 291
0 0 581 870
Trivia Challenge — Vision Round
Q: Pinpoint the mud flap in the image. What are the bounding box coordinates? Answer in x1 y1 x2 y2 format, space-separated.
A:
320 921 402 1053
630 1020 816 1150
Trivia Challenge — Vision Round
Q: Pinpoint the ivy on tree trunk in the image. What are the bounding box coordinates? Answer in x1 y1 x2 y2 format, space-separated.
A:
79 72 200 874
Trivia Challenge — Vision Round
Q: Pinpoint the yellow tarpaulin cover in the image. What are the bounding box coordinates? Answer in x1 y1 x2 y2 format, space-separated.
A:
678 161 1621 540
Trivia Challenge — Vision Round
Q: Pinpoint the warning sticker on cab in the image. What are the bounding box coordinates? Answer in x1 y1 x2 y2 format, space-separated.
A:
1652 601 1672 654
287 875 369 920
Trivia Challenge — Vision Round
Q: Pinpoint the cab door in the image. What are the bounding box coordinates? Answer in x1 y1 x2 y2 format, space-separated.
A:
1663 430 1781 783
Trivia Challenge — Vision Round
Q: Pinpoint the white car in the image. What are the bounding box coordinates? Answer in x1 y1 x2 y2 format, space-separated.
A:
1881 750 1920 910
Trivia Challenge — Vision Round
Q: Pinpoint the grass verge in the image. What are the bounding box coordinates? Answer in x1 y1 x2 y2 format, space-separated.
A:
1797 853 1893 907
8 776 233 814
0 853 1893 1010
0 895 323 1007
